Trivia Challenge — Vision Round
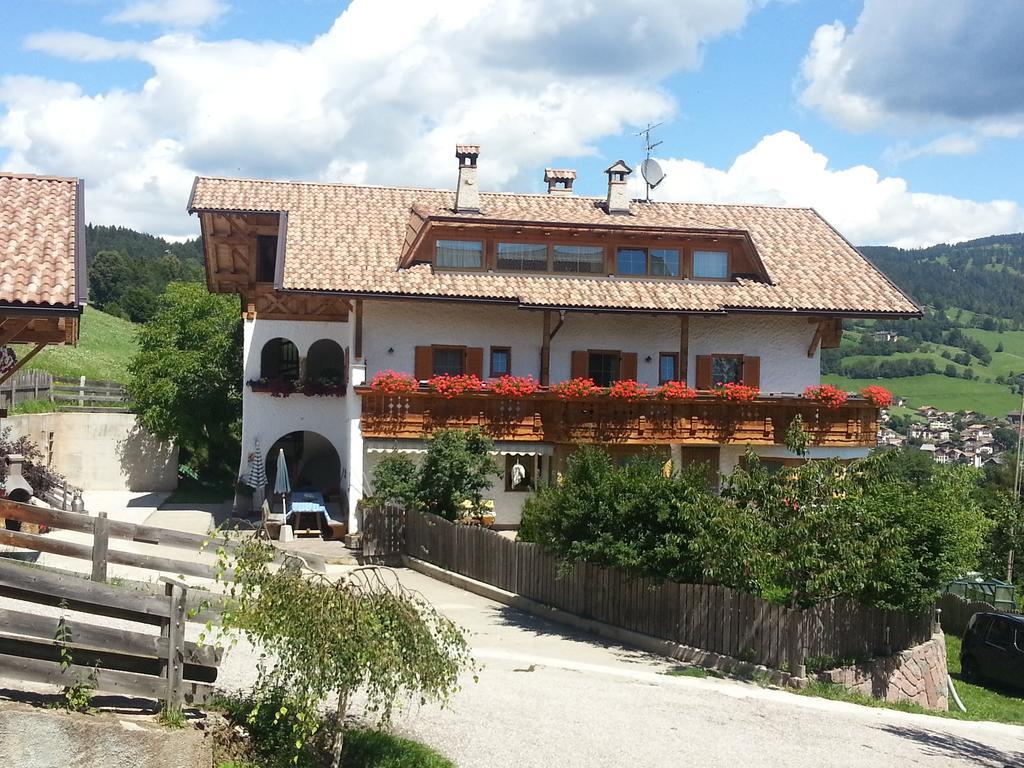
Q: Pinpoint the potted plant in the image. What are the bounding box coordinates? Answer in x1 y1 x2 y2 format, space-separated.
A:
247 377 298 397
428 373 485 398
608 379 649 399
656 380 697 400
711 382 760 402
550 377 601 400
860 385 894 408
369 370 418 394
489 375 540 398
803 383 849 409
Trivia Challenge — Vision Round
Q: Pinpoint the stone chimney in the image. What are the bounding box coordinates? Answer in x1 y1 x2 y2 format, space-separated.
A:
544 168 576 197
604 160 633 214
454 144 481 213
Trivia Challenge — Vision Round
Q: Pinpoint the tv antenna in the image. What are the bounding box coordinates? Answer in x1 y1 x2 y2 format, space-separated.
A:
636 122 666 202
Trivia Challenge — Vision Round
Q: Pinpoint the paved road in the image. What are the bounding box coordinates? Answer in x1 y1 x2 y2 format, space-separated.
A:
384 569 1024 768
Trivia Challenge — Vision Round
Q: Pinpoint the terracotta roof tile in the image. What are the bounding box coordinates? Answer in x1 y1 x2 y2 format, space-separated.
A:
189 177 919 316
0 172 82 308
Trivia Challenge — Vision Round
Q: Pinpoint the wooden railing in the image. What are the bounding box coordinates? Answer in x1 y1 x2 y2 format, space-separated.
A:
405 510 934 674
0 372 131 412
357 388 879 447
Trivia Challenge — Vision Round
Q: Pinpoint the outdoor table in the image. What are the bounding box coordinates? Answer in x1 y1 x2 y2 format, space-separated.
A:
287 491 346 539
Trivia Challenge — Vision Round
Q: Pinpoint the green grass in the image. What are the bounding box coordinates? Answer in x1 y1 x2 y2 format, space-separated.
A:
342 729 456 768
945 634 1024 724
11 306 138 382
8 398 59 415
824 372 1021 418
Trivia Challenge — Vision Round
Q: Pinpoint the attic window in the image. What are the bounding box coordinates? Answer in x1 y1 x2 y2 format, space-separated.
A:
436 239 483 269
693 250 729 280
553 245 604 274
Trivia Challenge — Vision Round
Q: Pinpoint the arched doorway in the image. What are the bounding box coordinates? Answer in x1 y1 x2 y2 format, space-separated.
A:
264 430 344 523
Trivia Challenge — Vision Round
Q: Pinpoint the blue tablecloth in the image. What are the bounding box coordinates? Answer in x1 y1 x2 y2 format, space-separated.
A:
286 491 341 526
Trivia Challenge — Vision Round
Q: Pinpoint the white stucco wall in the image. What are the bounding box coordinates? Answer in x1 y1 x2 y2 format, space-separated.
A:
688 314 819 393
239 317 355 518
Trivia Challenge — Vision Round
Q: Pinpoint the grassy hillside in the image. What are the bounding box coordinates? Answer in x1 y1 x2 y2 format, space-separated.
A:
12 306 138 382
823 372 1021 418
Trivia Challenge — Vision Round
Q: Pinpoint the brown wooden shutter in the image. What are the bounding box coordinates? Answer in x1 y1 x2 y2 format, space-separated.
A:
571 350 588 379
414 346 432 380
466 347 484 378
695 355 712 389
743 356 761 388
619 352 638 381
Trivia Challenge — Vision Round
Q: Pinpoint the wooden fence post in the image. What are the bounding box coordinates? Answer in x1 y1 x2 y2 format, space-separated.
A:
788 611 805 680
160 576 188 710
78 375 86 408
91 512 109 583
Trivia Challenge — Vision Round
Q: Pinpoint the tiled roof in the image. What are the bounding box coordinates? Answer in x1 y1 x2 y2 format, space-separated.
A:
189 177 920 316
0 172 83 308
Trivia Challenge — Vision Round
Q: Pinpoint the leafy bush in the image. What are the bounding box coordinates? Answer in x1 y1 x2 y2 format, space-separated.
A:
415 429 500 520
370 453 419 508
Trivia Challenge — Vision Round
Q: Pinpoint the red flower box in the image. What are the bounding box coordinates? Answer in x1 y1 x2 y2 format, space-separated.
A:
860 385 893 408
711 382 760 402
656 381 697 400
608 379 649 399
803 383 849 409
428 373 484 399
369 370 418 394
489 375 540 398
550 377 601 400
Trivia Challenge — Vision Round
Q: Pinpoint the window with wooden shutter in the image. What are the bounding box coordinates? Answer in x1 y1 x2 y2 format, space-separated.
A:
466 347 484 378
414 346 432 380
695 355 712 389
570 350 588 379
619 352 638 381
742 356 760 388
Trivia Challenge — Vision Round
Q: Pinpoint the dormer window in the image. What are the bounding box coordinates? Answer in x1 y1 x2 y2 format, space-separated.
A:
615 247 680 277
257 235 278 283
553 245 604 274
497 242 548 271
693 249 729 280
436 239 483 269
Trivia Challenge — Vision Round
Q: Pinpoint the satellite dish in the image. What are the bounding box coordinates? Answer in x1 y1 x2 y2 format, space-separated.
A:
641 158 665 188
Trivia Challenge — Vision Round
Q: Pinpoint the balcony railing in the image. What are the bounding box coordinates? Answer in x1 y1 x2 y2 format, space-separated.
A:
355 388 879 447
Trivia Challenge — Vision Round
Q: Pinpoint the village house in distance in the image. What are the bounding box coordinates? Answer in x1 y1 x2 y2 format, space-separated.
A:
188 145 920 531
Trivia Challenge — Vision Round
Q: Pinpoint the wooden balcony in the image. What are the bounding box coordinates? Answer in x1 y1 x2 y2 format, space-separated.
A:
355 388 879 447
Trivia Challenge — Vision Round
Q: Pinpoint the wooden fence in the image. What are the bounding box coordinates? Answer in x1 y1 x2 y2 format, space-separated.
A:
405 510 934 674
362 502 406 558
0 558 219 708
936 592 1019 636
0 372 131 412
39 476 84 512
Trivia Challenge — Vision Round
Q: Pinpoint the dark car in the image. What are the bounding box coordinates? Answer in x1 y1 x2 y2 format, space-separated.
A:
961 612 1024 691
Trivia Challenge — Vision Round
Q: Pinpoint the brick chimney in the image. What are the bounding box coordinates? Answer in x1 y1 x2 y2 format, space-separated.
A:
604 160 633 214
454 144 481 213
544 168 576 197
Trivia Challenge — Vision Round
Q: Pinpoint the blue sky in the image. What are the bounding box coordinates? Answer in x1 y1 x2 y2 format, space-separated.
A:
2 0 1023 246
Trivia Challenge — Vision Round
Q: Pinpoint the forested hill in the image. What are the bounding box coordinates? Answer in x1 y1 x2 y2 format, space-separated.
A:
86 224 204 323
862 233 1024 323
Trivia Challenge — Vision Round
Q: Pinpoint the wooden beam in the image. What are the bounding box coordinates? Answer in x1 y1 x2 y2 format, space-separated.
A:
679 316 690 383
807 322 825 359
540 310 552 385
354 299 364 359
0 342 45 387
0 319 30 347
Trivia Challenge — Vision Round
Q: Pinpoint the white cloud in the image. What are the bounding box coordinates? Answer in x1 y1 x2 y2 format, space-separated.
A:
24 32 140 61
643 131 1024 247
799 0 1024 137
883 134 980 164
1 0 758 236
106 0 229 29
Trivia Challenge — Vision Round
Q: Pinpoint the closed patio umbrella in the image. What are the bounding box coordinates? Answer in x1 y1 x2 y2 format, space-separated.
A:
247 439 267 517
273 447 292 516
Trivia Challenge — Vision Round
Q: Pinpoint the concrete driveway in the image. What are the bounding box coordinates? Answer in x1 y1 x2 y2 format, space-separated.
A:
386 569 1024 768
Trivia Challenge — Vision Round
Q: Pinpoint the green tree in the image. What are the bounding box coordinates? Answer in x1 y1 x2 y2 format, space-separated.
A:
119 285 159 323
127 283 242 475
88 250 130 308
369 453 419 508
416 429 500 520
218 543 472 767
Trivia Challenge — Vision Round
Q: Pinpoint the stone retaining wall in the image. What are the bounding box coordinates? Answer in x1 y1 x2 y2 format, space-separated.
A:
818 631 948 710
